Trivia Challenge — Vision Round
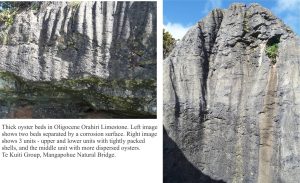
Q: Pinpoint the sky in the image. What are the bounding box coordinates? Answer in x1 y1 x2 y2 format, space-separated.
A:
164 0 300 39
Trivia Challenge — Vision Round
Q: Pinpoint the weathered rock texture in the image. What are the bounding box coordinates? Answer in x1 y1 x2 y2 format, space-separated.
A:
164 3 300 182
0 1 156 118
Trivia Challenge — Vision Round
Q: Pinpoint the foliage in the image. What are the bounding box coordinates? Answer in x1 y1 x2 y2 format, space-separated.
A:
0 71 156 117
242 11 250 33
0 2 40 28
0 2 33 11
69 1 81 8
0 31 8 44
163 29 176 59
265 43 278 64
30 2 40 11
0 9 17 27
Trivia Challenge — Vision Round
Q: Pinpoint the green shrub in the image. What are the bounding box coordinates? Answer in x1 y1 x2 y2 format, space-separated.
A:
163 29 176 59
266 44 278 64
0 9 17 27
0 31 8 44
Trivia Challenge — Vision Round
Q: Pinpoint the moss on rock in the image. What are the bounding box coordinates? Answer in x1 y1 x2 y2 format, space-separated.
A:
0 71 156 118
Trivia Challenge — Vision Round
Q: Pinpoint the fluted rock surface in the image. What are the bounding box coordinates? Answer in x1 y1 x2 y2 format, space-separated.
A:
164 3 300 182
0 1 156 118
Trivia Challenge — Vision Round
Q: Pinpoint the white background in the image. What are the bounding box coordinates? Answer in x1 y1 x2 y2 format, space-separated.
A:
0 0 163 182
1 120 162 183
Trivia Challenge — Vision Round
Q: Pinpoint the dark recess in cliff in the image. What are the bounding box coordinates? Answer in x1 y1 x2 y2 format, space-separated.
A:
164 128 226 183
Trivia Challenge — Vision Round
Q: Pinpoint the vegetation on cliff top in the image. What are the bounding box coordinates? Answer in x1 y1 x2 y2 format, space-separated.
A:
163 29 176 59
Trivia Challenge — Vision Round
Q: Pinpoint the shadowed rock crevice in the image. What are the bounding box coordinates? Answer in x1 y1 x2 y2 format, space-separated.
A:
38 11 51 80
169 61 179 118
49 8 60 43
198 26 209 113
198 9 224 121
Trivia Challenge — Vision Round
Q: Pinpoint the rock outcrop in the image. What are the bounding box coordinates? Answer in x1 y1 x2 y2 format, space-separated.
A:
0 1 156 118
164 3 300 182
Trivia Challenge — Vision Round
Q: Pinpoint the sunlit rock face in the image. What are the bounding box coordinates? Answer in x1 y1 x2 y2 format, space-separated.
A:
164 3 300 182
0 1 156 118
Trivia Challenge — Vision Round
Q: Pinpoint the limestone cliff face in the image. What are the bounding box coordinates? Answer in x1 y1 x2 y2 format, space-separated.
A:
164 3 300 182
0 1 156 118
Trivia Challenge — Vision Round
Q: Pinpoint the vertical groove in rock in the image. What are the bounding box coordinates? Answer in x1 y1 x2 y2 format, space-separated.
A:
49 7 60 43
38 10 50 80
198 9 224 118
168 59 180 139
101 2 108 69
258 65 277 183
91 1 98 75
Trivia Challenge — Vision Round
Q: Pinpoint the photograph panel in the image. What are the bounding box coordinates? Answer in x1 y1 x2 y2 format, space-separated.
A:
163 0 300 182
0 1 157 119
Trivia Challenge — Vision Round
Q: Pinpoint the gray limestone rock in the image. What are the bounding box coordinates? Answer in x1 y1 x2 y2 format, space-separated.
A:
0 1 156 118
164 3 300 182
